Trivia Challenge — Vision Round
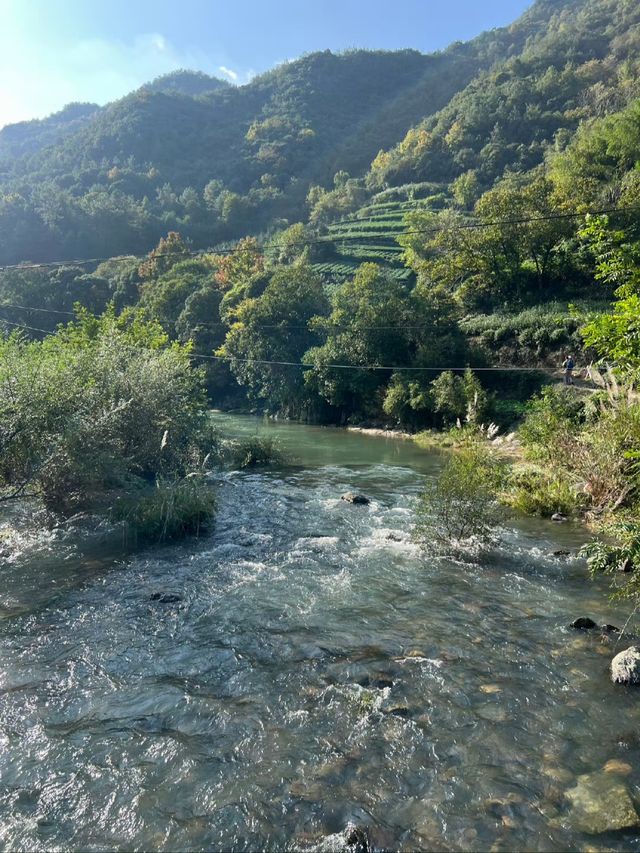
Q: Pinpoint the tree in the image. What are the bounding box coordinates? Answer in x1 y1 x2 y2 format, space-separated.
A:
221 264 329 415
138 232 190 281
304 263 412 418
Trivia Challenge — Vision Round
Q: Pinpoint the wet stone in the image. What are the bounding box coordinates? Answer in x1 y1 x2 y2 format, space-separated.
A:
476 703 509 723
564 772 640 834
553 549 571 557
552 513 568 522
611 646 640 684
542 766 574 785
149 593 183 604
570 617 598 630
356 675 394 690
344 823 369 853
382 701 411 719
603 759 633 776
341 492 370 505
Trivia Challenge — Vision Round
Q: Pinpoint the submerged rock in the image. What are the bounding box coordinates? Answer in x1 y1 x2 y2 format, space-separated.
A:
341 492 370 505
564 772 640 834
356 674 394 690
570 617 598 630
313 823 370 853
611 646 640 685
344 823 369 853
150 593 183 604
601 624 621 635
553 549 571 557
603 759 633 776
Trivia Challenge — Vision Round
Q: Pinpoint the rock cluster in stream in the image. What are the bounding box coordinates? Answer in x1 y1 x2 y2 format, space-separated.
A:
569 617 620 634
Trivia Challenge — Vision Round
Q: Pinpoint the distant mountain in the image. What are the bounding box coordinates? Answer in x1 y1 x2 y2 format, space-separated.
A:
0 0 638 265
0 102 101 160
139 70 231 97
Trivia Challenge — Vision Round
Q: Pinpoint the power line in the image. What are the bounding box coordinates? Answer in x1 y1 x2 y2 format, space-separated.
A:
0 315 562 373
0 204 636 274
0 316 53 335
0 303 76 316
0 304 578 335
192 352 559 373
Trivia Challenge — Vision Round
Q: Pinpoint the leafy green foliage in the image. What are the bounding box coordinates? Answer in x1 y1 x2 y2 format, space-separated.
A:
507 468 584 517
0 310 217 534
518 383 640 514
228 435 285 469
221 264 329 415
414 437 507 546
111 476 216 544
580 517 640 604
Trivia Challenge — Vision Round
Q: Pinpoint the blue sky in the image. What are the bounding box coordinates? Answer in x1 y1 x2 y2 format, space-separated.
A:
0 0 532 128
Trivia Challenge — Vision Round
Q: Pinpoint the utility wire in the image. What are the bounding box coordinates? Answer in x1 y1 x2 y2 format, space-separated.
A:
0 303 76 316
0 304 579 334
190 352 560 372
0 203 636 274
0 315 563 373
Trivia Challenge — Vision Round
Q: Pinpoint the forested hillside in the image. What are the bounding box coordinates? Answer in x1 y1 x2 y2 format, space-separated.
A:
1 0 637 265
1 0 640 435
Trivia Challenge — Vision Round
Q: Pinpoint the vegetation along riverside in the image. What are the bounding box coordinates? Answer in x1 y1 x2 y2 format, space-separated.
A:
3 0 640 848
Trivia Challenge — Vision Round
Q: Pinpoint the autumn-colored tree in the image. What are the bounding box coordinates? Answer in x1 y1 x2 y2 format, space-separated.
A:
138 232 190 281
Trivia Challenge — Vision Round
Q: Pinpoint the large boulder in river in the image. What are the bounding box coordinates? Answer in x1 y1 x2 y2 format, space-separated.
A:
564 772 640 834
341 492 370 505
611 646 640 685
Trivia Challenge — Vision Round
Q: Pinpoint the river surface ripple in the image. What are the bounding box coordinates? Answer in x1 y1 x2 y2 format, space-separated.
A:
1 416 639 851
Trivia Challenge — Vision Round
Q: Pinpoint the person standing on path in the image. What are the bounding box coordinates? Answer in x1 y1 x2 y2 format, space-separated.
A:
562 354 575 385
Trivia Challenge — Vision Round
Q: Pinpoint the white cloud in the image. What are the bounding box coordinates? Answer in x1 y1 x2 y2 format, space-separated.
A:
0 29 253 128
218 65 238 82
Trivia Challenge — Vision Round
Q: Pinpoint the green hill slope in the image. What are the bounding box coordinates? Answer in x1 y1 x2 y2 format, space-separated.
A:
0 0 638 265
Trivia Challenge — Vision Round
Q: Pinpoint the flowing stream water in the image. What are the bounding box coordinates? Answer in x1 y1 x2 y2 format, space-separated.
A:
1 414 639 851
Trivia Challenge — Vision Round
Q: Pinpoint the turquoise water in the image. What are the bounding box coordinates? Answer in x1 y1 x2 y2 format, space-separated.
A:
0 415 638 851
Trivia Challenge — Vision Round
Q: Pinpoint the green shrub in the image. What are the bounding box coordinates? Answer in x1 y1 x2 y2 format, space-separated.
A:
0 309 218 533
506 468 584 517
519 386 584 465
111 477 216 544
580 517 640 604
414 438 507 547
229 435 285 469
430 368 489 426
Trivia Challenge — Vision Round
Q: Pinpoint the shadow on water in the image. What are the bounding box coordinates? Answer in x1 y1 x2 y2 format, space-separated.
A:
1 414 639 851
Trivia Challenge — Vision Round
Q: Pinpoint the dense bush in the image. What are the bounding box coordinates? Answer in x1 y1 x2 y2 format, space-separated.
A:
581 518 640 604
413 437 507 547
0 310 217 537
518 383 640 515
506 467 584 517
111 477 216 544
228 435 285 469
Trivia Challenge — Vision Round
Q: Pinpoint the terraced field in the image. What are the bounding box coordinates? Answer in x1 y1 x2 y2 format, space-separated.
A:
312 200 424 284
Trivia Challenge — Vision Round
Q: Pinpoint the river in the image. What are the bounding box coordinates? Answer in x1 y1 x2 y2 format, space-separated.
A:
1 414 638 851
